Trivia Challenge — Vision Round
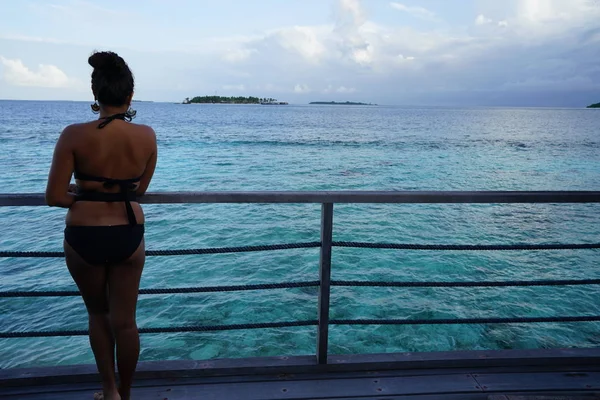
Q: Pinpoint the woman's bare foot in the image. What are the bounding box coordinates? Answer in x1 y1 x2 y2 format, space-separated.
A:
93 390 121 400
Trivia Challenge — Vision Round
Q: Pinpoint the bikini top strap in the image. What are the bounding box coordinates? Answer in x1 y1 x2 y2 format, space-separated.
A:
97 112 130 129
122 189 138 226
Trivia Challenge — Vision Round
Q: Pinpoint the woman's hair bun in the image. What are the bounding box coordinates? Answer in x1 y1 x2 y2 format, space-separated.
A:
88 50 134 107
88 51 124 73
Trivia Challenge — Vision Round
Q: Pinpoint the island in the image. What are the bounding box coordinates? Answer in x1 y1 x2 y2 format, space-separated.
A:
183 96 287 105
309 101 376 106
587 102 600 108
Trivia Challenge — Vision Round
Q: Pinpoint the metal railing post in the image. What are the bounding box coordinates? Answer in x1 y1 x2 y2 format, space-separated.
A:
317 202 334 364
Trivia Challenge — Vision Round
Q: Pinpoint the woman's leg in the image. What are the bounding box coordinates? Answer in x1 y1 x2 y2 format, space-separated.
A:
64 240 120 400
108 239 145 400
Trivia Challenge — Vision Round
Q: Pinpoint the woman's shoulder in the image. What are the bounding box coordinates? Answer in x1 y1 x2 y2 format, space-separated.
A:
131 122 156 139
132 122 155 132
60 122 88 137
64 121 89 130
127 123 156 151
63 120 102 132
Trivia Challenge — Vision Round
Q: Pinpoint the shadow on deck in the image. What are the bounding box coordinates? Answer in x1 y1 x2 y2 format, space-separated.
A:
2 349 600 399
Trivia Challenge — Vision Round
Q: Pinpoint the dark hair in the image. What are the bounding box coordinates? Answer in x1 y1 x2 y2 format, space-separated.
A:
89 51 134 107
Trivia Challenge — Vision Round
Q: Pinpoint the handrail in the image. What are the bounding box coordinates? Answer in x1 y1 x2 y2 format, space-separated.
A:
1 190 600 366
2 190 600 206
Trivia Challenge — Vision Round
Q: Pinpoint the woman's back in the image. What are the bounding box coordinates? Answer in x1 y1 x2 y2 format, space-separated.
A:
65 117 156 226
73 119 154 191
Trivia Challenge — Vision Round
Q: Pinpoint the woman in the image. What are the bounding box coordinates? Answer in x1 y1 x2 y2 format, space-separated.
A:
45 51 157 400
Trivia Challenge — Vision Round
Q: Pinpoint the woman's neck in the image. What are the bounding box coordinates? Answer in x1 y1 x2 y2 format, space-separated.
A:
98 105 129 119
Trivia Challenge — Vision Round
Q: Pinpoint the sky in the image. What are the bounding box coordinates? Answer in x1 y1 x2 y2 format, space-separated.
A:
0 0 599 106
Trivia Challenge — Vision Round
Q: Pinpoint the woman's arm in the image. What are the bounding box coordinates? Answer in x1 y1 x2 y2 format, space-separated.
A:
136 127 157 197
45 126 77 208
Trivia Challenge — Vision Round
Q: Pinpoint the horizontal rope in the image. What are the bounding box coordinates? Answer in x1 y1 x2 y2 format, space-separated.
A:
332 279 600 288
0 281 321 297
4 316 599 338
0 242 322 258
0 251 63 258
3 242 599 258
0 320 319 338
331 316 600 325
5 278 597 298
333 242 600 251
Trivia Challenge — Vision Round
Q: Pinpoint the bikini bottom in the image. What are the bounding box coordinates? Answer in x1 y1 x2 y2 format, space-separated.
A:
64 224 145 266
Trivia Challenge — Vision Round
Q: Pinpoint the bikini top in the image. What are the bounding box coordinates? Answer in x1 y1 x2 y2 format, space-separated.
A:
74 113 142 226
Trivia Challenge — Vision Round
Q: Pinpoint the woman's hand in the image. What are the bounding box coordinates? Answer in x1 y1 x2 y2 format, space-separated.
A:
68 183 78 194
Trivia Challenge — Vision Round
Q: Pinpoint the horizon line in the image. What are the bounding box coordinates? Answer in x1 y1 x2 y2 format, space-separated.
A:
0 98 590 109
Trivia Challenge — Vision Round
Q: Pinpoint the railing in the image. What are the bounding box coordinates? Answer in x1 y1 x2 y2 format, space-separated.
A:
1 191 600 365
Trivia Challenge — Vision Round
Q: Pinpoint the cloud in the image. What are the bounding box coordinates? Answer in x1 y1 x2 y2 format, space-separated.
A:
337 0 367 27
0 56 75 88
294 84 311 93
396 54 416 65
513 0 600 31
352 46 374 66
29 0 122 20
333 0 372 66
0 34 66 44
223 48 257 63
390 2 437 21
517 0 554 22
475 15 493 25
258 26 329 64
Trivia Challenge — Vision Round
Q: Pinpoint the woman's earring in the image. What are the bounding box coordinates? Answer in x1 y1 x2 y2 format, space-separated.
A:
125 106 137 120
91 100 100 113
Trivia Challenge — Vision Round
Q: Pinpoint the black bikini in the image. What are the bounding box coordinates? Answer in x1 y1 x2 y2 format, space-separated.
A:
64 113 145 266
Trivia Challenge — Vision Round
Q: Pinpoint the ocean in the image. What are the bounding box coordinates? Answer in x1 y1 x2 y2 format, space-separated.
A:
1 100 599 369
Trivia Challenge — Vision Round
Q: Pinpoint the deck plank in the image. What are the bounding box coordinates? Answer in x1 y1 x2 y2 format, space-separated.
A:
488 396 600 400
476 372 600 392
0 370 475 395
135 373 478 399
1 373 479 399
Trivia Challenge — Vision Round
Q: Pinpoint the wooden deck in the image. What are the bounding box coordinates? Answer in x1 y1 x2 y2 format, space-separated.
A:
2 349 600 399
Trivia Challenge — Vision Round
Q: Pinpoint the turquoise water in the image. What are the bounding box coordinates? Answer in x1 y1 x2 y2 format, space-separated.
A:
1 100 599 369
